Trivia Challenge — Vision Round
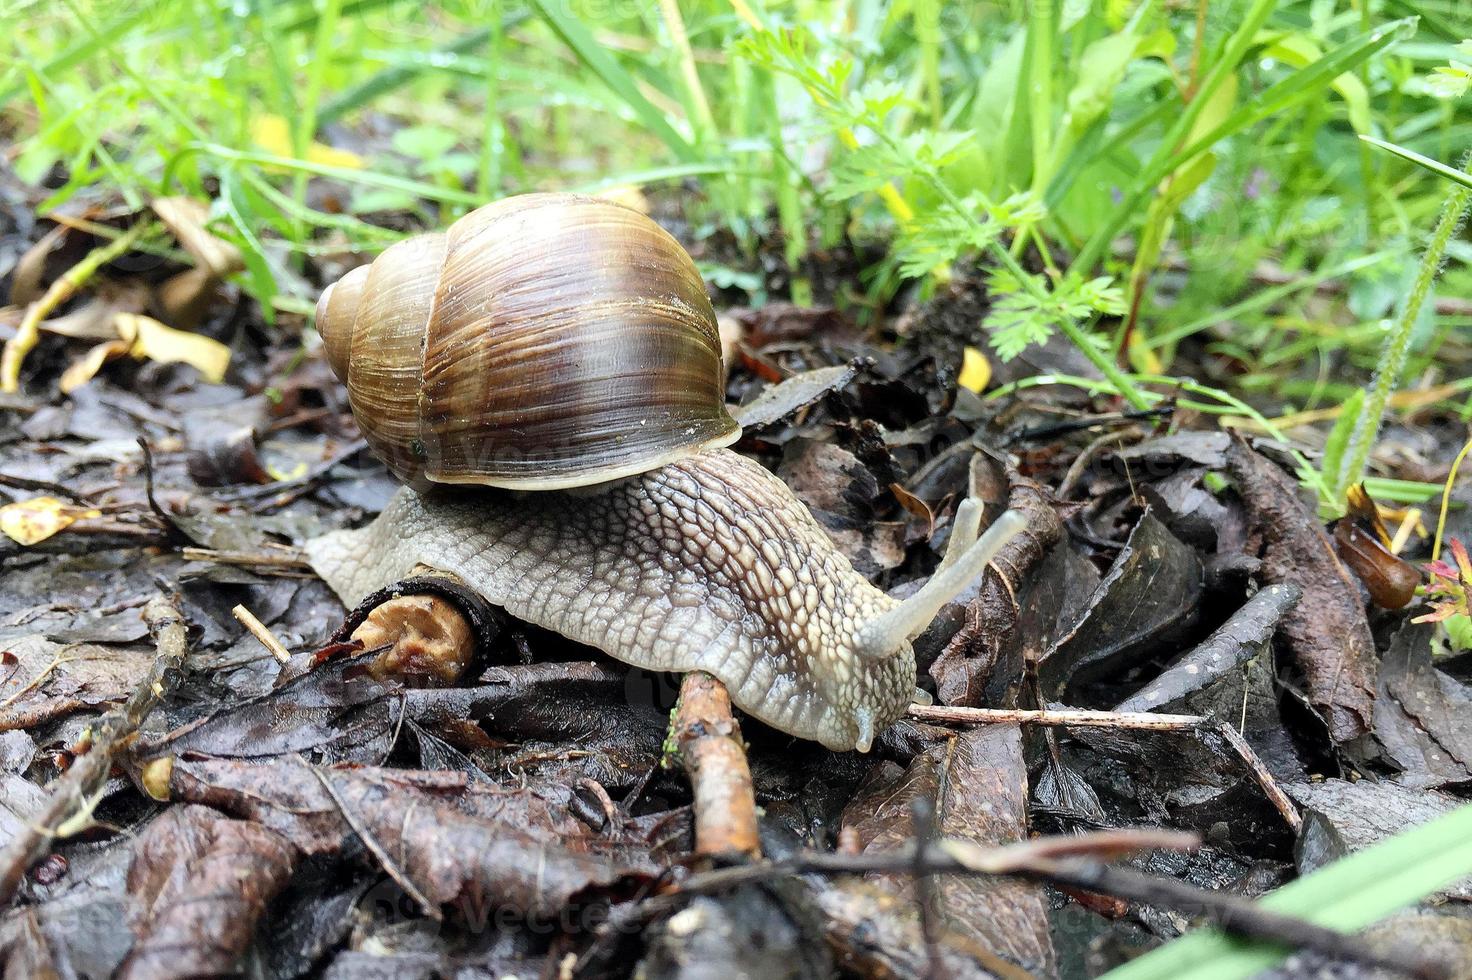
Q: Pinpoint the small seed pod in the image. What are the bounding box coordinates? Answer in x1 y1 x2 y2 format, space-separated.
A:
1334 520 1421 609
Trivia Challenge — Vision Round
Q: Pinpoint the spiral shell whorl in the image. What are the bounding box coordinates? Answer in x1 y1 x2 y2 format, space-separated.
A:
314 193 740 490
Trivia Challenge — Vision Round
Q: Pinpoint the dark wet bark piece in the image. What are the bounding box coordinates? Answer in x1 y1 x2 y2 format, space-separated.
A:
733 363 857 428
1114 583 1301 714
1223 438 1377 743
841 725 1055 976
1038 510 1203 698
639 889 835 980
1287 779 1471 900
1372 621 1472 788
118 805 297 980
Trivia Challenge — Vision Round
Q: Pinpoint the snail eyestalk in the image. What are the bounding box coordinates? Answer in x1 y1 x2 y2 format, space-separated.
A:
853 508 1027 661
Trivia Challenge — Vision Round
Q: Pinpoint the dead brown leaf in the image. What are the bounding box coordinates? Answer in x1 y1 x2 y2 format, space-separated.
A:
1224 437 1377 742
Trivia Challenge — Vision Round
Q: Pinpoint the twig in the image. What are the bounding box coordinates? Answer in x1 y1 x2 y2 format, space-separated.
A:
629 829 1440 980
907 703 1301 832
1210 723 1301 833
0 594 189 907
909 798 943 980
1114 583 1302 714
671 671 761 860
908 704 1206 730
1024 856 1446 980
1 218 157 393
0 472 94 505
180 546 311 570
231 604 291 664
304 761 440 920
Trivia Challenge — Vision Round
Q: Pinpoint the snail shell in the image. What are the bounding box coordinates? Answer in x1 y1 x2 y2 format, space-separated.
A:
315 193 740 490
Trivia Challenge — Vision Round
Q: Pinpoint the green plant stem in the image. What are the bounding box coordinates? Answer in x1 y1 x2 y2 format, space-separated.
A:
1432 434 1472 562
1336 148 1472 499
891 146 1152 410
477 7 504 198
1027 0 1056 193
293 0 342 243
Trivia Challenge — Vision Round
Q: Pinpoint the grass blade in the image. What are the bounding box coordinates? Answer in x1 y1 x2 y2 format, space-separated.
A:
523 0 697 162
1104 802 1472 980
1361 133 1472 188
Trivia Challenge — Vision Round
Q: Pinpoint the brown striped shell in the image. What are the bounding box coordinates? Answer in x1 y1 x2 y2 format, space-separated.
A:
315 193 740 490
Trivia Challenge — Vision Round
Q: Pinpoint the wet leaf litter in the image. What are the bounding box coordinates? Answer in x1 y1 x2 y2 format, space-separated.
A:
0 187 1469 980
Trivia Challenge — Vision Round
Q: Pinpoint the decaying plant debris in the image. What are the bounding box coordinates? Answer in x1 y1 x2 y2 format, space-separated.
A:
1 184 1471 980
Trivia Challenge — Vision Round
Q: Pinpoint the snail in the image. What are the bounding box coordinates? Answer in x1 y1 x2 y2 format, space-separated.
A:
304 193 1026 752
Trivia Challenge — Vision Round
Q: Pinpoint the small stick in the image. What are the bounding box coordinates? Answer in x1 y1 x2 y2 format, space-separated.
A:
0 595 190 907
180 547 311 570
908 704 1207 731
672 671 761 860
624 830 1443 980
1 218 157 392
231 604 291 664
1212 722 1301 833
908 703 1302 832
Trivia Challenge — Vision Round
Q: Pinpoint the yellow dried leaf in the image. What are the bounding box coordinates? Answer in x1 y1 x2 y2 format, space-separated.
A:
958 346 992 393
151 196 244 277
59 337 131 394
117 313 231 383
250 114 365 170
0 496 101 545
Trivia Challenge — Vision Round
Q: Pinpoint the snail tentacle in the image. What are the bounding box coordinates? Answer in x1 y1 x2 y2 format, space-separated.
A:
851 509 1027 662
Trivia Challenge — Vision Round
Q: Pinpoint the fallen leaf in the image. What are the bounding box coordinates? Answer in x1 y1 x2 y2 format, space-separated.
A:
957 345 991 393
0 496 102 545
120 805 297 979
59 337 130 394
150 197 243 277
1224 437 1377 742
250 114 364 169
841 724 1056 975
56 313 231 392
120 313 231 382
1037 509 1203 697
732 364 857 429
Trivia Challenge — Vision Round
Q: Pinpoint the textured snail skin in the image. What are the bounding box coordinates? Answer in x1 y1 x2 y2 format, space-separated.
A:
307 449 912 751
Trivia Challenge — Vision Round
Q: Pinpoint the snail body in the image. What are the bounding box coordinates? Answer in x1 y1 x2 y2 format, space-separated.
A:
307 194 1025 751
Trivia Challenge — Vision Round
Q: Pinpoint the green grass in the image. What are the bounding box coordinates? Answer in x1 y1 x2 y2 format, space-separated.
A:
3 1 1467 477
